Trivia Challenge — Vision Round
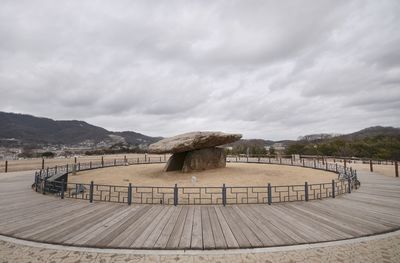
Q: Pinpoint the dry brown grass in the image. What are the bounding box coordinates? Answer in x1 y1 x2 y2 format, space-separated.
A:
0 154 168 172
69 162 336 187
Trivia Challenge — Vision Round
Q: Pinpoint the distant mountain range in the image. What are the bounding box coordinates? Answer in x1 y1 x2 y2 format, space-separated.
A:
0 112 162 147
225 126 400 151
0 111 399 150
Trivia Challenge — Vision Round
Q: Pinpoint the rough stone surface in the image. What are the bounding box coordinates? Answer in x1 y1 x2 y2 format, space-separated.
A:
148 131 242 154
164 152 187 172
182 148 226 172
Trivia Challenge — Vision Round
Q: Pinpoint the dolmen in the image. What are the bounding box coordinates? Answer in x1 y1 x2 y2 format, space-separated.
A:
148 131 242 172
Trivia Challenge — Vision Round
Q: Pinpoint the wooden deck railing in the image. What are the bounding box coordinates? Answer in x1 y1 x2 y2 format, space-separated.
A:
33 156 359 205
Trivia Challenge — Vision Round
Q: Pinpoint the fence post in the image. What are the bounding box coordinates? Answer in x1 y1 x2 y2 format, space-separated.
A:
124 155 127 164
101 156 104 167
396 161 399 178
61 179 65 199
267 183 272 205
137 157 139 164
66 164 68 174
335 163 338 173
5 160 7 173
370 160 373 172
34 173 37 192
145 154 147 163
348 178 351 193
42 177 47 195
90 161 92 169
160 156 162 163
78 163 81 171
325 163 328 171
344 159 347 169
222 184 226 206
114 159 116 166
74 157 77 164
89 181 94 203
174 184 178 206
42 158 45 169
128 183 132 205
322 156 325 165
332 180 335 198
279 158 282 165
314 159 316 168
291 158 293 166
302 159 305 167
305 182 309 201
55 165 58 173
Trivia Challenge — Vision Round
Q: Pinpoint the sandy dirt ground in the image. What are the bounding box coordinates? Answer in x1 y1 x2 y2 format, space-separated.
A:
0 154 168 172
346 163 398 177
69 162 336 187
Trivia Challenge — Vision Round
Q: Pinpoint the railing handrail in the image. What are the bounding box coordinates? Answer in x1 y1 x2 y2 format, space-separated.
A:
33 156 360 206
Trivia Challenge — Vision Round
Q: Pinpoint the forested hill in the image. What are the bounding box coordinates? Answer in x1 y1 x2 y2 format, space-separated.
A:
0 112 161 147
286 126 400 160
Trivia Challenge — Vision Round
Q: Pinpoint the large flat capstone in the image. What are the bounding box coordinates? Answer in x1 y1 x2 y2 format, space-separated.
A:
148 131 242 154
149 131 242 173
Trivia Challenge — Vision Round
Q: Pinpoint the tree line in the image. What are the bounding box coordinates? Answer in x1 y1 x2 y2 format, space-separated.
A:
285 135 400 160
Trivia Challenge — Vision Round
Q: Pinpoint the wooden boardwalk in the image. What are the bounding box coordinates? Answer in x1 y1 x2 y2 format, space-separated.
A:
0 170 399 249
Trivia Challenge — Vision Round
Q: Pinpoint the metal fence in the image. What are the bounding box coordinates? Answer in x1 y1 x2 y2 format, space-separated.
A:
33 156 359 205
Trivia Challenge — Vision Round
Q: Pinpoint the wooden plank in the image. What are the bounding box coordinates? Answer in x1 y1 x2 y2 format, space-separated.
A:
1 202 90 234
190 205 203 249
248 205 308 243
108 206 163 247
305 202 381 234
178 206 194 249
231 206 274 246
240 205 294 245
166 206 188 249
213 206 239 248
142 206 176 248
152 206 183 249
201 206 215 249
219 206 251 248
0 201 86 228
62 206 142 244
207 206 226 249
72 205 151 246
273 204 350 240
284 203 362 237
225 206 262 247
9 204 114 237
131 206 171 248
267 205 330 242
30 205 122 241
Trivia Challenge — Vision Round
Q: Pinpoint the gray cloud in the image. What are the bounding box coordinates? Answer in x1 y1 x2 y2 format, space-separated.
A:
0 0 399 140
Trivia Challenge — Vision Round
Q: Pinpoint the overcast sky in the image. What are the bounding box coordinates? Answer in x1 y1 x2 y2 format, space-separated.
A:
0 0 399 140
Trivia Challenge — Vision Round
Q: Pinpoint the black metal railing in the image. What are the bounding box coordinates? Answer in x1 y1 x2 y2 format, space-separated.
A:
33 156 360 205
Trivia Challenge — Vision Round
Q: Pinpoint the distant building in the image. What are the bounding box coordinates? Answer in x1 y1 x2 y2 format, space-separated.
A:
272 143 285 151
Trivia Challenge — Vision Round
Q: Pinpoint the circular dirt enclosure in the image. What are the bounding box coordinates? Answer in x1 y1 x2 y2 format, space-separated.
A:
69 162 337 187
